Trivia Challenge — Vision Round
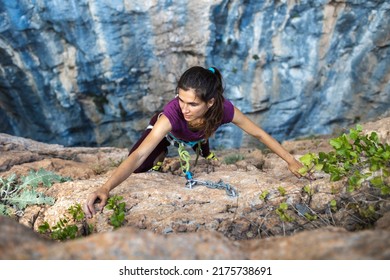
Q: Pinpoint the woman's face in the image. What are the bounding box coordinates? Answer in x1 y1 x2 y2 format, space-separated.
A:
177 88 214 122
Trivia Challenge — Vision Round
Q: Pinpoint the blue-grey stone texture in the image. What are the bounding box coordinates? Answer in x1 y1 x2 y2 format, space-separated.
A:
0 0 389 148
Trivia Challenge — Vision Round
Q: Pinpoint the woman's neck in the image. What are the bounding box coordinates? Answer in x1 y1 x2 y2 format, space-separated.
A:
187 118 205 131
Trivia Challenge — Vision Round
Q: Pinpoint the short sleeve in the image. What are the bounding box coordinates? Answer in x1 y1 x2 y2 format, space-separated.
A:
221 99 235 124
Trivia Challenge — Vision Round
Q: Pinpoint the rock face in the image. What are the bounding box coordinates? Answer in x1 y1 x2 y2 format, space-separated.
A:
0 117 389 259
0 0 389 147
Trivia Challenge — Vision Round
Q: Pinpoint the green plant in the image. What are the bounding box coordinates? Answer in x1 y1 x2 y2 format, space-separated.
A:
304 212 317 221
347 202 379 224
299 125 390 193
38 203 92 240
357 204 377 221
277 186 287 196
330 199 337 212
39 218 79 240
259 190 270 201
275 202 295 222
223 154 245 165
0 168 71 216
297 125 389 229
68 203 86 222
105 195 126 229
303 185 314 196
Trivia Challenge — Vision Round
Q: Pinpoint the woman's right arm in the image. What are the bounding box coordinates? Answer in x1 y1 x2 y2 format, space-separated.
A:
83 115 172 218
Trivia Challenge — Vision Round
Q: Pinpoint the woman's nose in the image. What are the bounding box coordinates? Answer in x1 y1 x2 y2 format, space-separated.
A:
182 104 189 112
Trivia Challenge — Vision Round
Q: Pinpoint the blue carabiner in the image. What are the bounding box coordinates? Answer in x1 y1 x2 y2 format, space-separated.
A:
185 171 193 180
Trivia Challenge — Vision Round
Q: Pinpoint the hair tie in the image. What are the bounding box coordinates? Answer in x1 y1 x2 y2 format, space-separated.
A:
208 67 215 74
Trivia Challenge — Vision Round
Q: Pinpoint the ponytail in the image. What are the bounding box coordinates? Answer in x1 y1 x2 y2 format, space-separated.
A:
202 67 224 139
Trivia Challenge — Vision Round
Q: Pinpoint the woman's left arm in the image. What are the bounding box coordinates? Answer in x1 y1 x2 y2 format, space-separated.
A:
231 106 303 178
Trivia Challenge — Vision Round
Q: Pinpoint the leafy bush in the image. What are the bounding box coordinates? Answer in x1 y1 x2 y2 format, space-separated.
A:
38 195 127 241
290 125 390 230
257 126 389 234
105 195 126 229
223 154 245 165
38 203 93 240
0 168 71 216
299 124 390 193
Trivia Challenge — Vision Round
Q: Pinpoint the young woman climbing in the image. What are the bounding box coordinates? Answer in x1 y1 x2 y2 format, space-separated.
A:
83 66 304 218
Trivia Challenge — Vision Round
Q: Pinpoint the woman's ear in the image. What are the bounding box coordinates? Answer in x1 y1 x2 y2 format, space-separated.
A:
207 98 215 108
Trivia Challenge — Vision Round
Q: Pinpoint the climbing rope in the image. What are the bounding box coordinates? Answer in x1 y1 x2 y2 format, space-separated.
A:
177 142 193 179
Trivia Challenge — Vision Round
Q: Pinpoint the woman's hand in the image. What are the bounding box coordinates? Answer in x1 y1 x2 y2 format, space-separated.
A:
83 188 109 219
287 158 314 180
287 158 305 178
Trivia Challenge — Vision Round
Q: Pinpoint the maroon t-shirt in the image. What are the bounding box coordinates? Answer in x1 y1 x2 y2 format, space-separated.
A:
162 98 235 142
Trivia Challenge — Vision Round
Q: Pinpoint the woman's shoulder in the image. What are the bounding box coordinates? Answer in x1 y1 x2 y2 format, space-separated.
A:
163 98 180 115
222 98 235 124
163 98 184 128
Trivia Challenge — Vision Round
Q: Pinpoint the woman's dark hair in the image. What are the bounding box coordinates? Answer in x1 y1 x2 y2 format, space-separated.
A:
176 66 225 139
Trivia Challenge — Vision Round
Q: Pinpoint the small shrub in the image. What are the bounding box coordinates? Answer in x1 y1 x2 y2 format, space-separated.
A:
259 190 270 201
276 202 295 222
105 195 126 229
0 168 71 216
38 203 93 240
298 125 389 228
278 186 287 196
224 154 245 165
299 124 390 193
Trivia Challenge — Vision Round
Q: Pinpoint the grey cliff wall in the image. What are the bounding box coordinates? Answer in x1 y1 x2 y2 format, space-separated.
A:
0 0 389 148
